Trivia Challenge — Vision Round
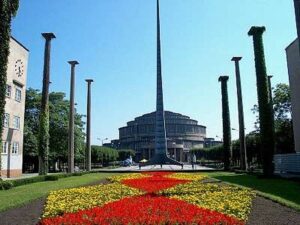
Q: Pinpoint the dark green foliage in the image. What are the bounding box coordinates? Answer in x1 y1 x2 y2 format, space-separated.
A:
0 181 13 190
117 149 135 161
275 120 294 153
192 132 263 170
24 89 86 172
252 83 294 154
218 76 231 171
45 175 59 181
0 172 91 191
38 110 49 175
272 84 294 153
91 146 118 166
248 26 275 177
273 83 291 120
231 133 262 167
0 0 20 174
72 172 83 176
11 175 47 187
191 145 224 161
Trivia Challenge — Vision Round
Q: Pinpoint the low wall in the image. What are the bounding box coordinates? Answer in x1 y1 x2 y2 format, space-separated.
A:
1 169 22 178
274 153 300 175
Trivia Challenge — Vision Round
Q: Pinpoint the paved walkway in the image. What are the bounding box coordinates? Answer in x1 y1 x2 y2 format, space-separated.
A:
1 165 214 180
100 164 214 172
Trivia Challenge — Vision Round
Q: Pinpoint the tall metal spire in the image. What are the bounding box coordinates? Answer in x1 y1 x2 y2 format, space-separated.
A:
155 0 168 156
140 0 182 168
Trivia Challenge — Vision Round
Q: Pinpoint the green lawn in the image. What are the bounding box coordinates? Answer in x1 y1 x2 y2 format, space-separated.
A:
0 173 120 212
1 171 300 213
205 172 300 210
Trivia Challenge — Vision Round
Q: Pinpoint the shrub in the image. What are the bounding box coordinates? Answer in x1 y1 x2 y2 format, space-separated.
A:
11 175 46 187
45 175 59 181
72 172 83 176
0 181 13 190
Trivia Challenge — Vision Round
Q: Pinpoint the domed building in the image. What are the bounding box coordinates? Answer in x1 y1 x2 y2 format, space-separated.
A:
117 111 206 162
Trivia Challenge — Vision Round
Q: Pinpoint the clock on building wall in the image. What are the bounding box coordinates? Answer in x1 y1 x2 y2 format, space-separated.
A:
15 59 24 77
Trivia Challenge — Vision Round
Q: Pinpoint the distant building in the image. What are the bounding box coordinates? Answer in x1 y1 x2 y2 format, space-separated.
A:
117 111 206 162
204 138 223 148
103 140 120 149
273 38 300 175
1 37 29 177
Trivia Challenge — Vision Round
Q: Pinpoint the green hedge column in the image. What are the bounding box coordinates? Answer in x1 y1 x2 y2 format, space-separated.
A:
218 76 231 171
0 1 19 177
248 26 275 176
38 33 55 175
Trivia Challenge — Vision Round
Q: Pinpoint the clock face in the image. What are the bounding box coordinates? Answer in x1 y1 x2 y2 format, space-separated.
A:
15 59 24 77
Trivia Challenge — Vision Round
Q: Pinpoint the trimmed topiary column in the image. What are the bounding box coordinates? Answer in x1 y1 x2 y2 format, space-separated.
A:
38 33 55 175
218 76 231 171
0 0 19 177
248 26 275 177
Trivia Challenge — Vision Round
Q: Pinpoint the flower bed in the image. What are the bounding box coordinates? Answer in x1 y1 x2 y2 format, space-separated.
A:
107 173 149 182
41 194 243 225
40 172 255 225
161 182 255 220
166 172 208 181
121 173 190 193
43 183 143 218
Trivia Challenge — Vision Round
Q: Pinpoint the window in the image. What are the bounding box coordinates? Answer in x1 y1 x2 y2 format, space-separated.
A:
15 88 21 102
6 85 11 98
12 142 19 154
2 141 8 154
13 116 20 129
3 113 9 128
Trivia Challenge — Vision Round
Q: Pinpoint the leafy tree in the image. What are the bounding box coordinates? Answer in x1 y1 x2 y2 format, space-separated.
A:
273 83 291 120
118 149 135 161
252 83 294 154
231 133 262 168
23 89 85 172
248 26 275 177
0 0 20 176
91 146 118 166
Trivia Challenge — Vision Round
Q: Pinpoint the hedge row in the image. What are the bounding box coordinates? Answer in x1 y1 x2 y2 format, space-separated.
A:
0 172 87 191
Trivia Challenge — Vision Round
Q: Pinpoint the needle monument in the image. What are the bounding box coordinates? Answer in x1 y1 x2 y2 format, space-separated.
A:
142 0 183 168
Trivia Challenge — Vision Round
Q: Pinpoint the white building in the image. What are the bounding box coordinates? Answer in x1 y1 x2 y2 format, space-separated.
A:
274 38 300 175
1 37 29 177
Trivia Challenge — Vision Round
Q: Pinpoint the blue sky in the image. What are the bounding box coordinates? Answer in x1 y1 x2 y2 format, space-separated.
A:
11 0 296 144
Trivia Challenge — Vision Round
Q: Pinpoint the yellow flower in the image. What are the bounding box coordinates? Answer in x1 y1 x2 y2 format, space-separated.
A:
42 182 143 218
161 181 255 221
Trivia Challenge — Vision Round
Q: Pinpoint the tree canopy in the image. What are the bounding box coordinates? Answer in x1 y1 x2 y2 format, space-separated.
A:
252 83 294 154
23 88 85 172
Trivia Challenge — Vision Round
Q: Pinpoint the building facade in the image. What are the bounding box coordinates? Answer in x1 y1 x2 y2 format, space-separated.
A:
273 38 300 175
1 37 29 177
118 111 206 162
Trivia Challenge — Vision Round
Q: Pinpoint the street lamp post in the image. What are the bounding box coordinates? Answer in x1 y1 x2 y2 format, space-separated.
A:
98 137 108 146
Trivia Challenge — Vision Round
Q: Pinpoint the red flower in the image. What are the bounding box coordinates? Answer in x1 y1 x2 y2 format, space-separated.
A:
40 172 246 225
122 171 189 193
40 195 244 225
